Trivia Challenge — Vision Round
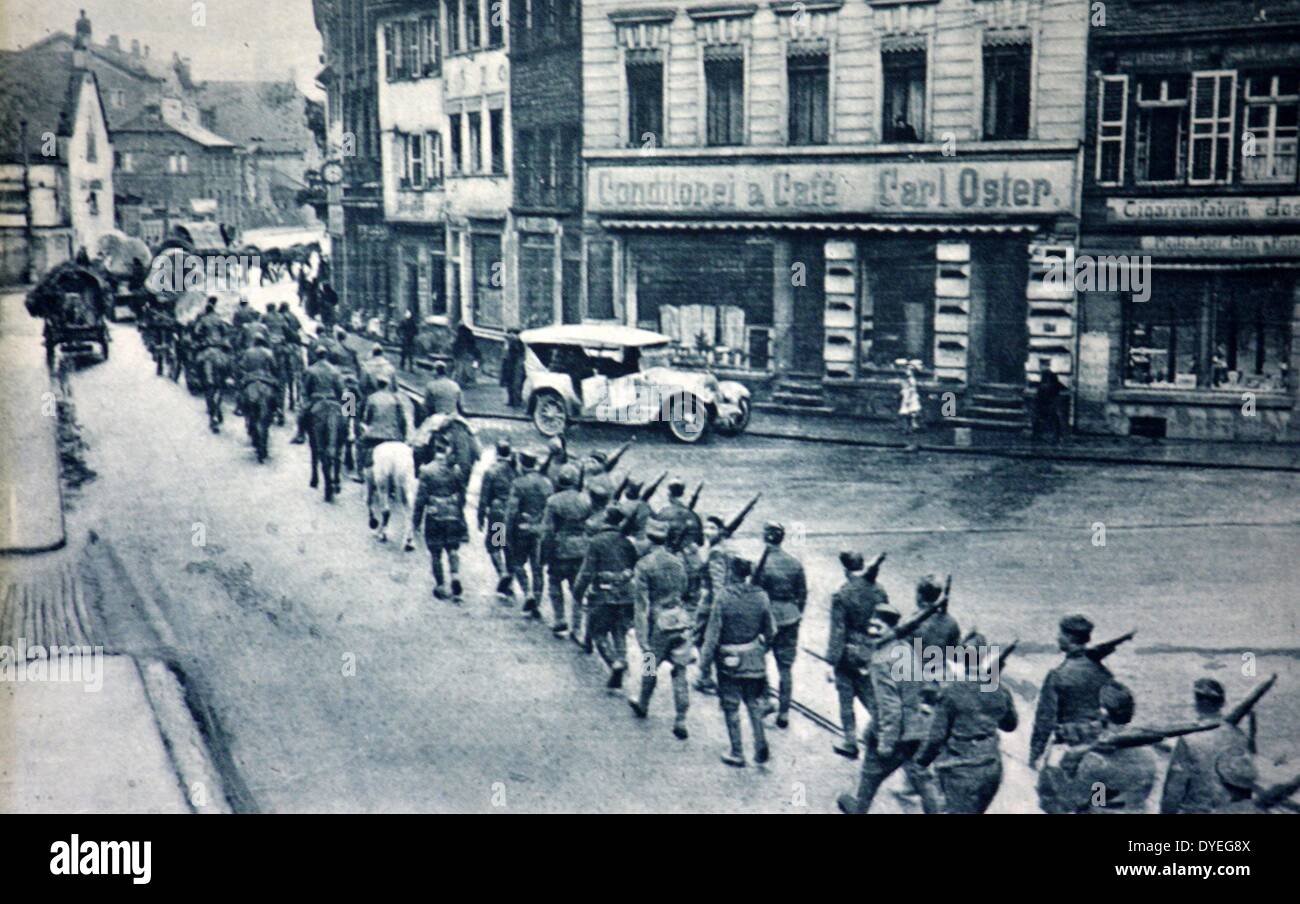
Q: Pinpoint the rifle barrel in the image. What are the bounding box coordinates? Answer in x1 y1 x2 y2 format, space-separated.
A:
1225 674 1278 727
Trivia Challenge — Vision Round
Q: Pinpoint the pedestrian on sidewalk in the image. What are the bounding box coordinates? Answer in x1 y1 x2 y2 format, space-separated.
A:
501 327 526 407
398 310 419 371
1032 361 1067 443
318 282 339 332
897 359 922 437
451 323 481 387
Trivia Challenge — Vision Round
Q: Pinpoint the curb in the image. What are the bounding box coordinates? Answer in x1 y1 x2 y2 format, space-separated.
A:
134 658 233 814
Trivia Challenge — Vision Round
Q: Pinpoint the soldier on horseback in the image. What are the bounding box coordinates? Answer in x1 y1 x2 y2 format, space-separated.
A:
237 333 280 462
300 345 347 500
191 298 232 433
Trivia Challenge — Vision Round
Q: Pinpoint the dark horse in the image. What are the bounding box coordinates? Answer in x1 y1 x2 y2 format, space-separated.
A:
241 378 278 463
306 398 346 502
195 346 229 433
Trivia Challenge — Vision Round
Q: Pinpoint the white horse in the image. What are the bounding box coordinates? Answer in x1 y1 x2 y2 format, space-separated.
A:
367 440 417 550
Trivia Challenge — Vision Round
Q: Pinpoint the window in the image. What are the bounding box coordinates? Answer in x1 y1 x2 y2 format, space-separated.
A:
383 22 399 79
466 0 482 48
882 49 926 141
395 132 407 186
421 14 441 77
1243 72 1299 183
429 237 447 317
468 111 482 173
471 232 504 328
1134 75 1188 183
560 125 579 204
626 55 664 148
1189 70 1236 184
111 89 126 109
788 52 829 145
449 112 463 173
520 233 555 329
586 239 616 320
1096 74 1128 185
1124 273 1293 392
409 132 426 188
447 0 462 53
406 19 421 76
489 108 504 174
705 51 745 146
425 130 443 184
983 43 1031 140
487 0 504 48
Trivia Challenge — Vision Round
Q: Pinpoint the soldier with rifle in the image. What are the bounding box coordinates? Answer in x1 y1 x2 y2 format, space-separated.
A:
836 602 944 814
826 551 889 759
690 495 760 694
756 522 807 729
1212 753 1300 814
541 436 569 484
630 519 693 740
1031 615 1133 811
573 506 639 688
477 439 518 600
1057 682 1216 814
655 478 704 552
914 633 1019 813
503 450 553 615
1160 675 1275 814
539 464 593 639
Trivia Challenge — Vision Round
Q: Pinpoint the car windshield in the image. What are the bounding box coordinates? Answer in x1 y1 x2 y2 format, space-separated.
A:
638 345 674 371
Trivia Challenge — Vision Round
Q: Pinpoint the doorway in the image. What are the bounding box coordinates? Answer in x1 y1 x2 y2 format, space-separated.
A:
789 237 826 373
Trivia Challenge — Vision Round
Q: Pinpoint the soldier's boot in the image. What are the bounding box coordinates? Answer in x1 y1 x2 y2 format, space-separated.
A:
834 686 860 759
549 582 568 636
607 663 626 690
630 674 655 719
450 575 464 605
775 667 793 728
721 709 746 767
671 666 689 740
431 556 448 601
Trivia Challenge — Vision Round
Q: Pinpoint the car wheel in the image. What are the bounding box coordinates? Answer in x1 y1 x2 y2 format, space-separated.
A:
665 395 712 444
532 390 569 437
715 398 751 436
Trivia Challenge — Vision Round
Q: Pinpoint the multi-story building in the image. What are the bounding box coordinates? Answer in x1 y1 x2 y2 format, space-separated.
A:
0 30 115 283
1077 0 1300 441
581 0 1088 423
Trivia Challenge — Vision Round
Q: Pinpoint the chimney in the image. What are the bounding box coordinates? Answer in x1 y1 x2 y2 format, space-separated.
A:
131 38 140 56
108 34 120 51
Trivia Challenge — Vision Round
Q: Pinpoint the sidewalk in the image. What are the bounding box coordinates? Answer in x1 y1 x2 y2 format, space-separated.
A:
336 326 1300 472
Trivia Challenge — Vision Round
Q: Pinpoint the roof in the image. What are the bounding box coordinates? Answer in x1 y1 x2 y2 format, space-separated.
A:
520 324 671 348
193 80 315 155
116 105 236 148
0 45 98 162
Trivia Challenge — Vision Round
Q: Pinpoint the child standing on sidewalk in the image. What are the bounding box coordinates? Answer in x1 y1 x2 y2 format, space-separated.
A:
897 358 922 436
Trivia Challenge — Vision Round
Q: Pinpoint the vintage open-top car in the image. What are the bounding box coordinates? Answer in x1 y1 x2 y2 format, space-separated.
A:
521 324 751 443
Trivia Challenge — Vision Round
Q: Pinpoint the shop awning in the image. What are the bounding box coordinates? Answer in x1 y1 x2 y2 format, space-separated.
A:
599 219 1041 234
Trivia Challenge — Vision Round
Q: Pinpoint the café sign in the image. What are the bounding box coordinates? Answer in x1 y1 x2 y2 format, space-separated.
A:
588 159 1074 217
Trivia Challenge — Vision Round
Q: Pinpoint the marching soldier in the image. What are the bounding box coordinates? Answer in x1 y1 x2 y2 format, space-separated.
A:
539 464 593 638
477 439 517 600
503 450 552 615
573 507 638 689
1058 682 1156 814
581 454 615 503
618 479 653 552
699 556 775 767
292 345 342 444
541 436 569 485
583 482 614 537
655 479 703 551
837 604 931 814
237 332 279 395
360 343 397 399
914 632 1019 813
360 374 411 524
630 520 692 740
913 575 960 652
278 301 302 345
756 522 807 729
412 446 468 604
231 295 258 330
826 551 889 759
1159 678 1250 814
1031 614 1114 812
192 297 226 350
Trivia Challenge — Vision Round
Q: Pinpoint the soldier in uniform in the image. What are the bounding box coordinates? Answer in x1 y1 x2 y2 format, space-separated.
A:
654 479 704 551
231 296 258 330
541 436 569 485
503 450 552 614
826 551 889 759
360 374 411 515
192 298 226 350
477 439 517 599
539 464 593 638
837 604 931 814
573 507 638 688
583 482 614 538
360 343 397 400
1031 614 1114 813
292 346 342 444
630 520 692 740
1159 678 1250 814
412 447 468 603
699 556 775 767
912 575 960 652
422 360 463 419
237 332 279 394
581 454 615 504
914 632 1019 813
618 479 652 553
1059 682 1156 814
278 302 302 343
756 522 807 729
691 515 735 695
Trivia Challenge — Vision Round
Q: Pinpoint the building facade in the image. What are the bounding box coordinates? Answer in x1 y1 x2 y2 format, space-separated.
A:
1077 0 1300 441
581 0 1088 422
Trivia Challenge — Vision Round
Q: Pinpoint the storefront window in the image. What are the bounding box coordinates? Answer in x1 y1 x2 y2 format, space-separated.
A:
1124 273 1293 391
471 232 503 329
863 239 935 368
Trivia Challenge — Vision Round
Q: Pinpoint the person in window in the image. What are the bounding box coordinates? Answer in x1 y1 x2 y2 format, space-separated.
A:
891 116 918 142
1032 362 1067 443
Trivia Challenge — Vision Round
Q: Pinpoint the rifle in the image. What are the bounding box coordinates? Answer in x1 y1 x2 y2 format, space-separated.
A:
1255 772 1300 810
976 639 1019 681
864 552 886 583
936 574 953 612
641 471 667 502
1224 674 1277 727
879 605 940 647
749 544 773 586
1087 721 1218 753
613 475 630 503
1086 630 1136 662
720 493 761 541
688 482 704 511
603 441 633 473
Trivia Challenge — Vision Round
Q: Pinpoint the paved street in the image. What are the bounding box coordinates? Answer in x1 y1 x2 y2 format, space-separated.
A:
50 280 1300 812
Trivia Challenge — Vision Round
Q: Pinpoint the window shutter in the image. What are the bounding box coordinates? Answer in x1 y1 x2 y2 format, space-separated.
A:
1189 70 1237 184
384 25 395 80
1096 74 1128 185
395 132 407 187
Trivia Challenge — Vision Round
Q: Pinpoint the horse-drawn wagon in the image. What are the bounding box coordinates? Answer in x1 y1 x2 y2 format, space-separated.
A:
25 262 112 366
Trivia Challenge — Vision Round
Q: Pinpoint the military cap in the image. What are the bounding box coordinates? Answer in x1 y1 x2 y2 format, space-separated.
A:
730 556 753 579
645 519 669 542
583 459 604 475
434 360 447 374
874 604 902 625
668 478 686 494
605 507 625 526
1193 678 1226 704
916 573 945 603
839 551 865 572
372 343 385 355
625 479 643 496
589 451 608 465
763 521 785 542
555 464 579 488
1060 614 1095 642
548 436 566 452
495 438 512 456
1100 682 1135 725
1216 753 1258 791
517 450 537 469
588 484 611 502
